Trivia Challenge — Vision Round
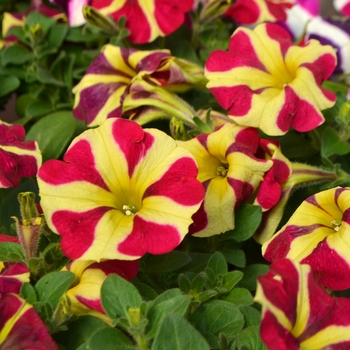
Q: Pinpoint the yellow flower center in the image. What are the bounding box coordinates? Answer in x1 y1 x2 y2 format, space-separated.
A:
217 165 228 177
122 204 137 216
331 219 342 232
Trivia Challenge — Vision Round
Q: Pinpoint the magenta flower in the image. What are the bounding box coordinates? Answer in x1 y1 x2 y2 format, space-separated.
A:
91 0 194 43
256 259 350 349
38 118 204 261
0 120 42 188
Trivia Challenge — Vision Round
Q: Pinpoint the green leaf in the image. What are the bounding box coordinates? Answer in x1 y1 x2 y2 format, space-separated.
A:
47 23 68 50
25 11 56 34
151 314 210 350
20 282 38 304
322 128 350 157
0 76 20 97
222 249 246 268
236 326 265 350
189 300 245 349
101 274 143 319
219 204 262 242
221 288 253 306
239 306 261 327
35 271 74 310
2 45 34 66
76 327 136 350
237 264 269 291
0 242 25 263
56 316 111 349
26 111 77 161
36 66 66 86
191 272 207 293
207 252 227 275
134 282 158 301
143 251 191 273
146 289 191 337
222 271 244 292
25 101 53 118
178 273 192 294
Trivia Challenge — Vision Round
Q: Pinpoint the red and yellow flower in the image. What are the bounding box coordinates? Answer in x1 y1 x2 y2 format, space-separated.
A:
0 120 42 188
63 259 139 323
255 259 350 349
38 118 204 261
225 0 294 25
179 124 273 237
0 293 57 349
263 187 350 290
72 44 206 127
91 0 194 43
205 23 337 136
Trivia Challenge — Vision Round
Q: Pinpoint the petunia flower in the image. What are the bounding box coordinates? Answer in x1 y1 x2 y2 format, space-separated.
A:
0 293 58 349
37 118 204 261
90 0 194 44
205 23 337 136
63 259 139 323
0 263 30 296
179 123 273 237
0 120 42 188
254 162 337 244
255 259 350 349
263 187 350 290
50 0 91 26
225 0 294 25
72 44 206 127
334 0 350 16
305 17 350 75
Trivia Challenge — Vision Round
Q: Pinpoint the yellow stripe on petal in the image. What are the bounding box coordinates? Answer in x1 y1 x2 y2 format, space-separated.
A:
301 326 350 349
102 45 135 76
292 264 311 338
98 0 126 16
0 297 31 344
138 0 164 41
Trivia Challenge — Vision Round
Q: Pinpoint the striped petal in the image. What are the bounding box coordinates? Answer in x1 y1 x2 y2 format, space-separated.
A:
0 263 29 295
205 23 337 136
38 118 204 261
225 0 294 25
334 0 350 16
263 187 350 290
91 0 193 43
64 259 139 323
72 44 205 127
0 294 57 349
180 124 272 237
0 120 42 188
255 259 350 349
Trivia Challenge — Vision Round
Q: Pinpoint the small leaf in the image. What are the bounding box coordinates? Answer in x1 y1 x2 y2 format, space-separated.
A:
0 76 20 97
222 271 244 292
35 271 75 310
101 274 142 319
189 300 245 348
2 45 34 66
146 289 191 337
152 314 210 350
26 111 77 161
207 252 227 275
143 251 191 273
236 326 265 350
20 282 38 304
239 306 261 327
178 273 192 294
0 242 25 263
322 128 350 157
222 249 246 268
237 264 269 291
219 204 262 242
221 288 253 306
191 272 207 293
76 327 136 350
